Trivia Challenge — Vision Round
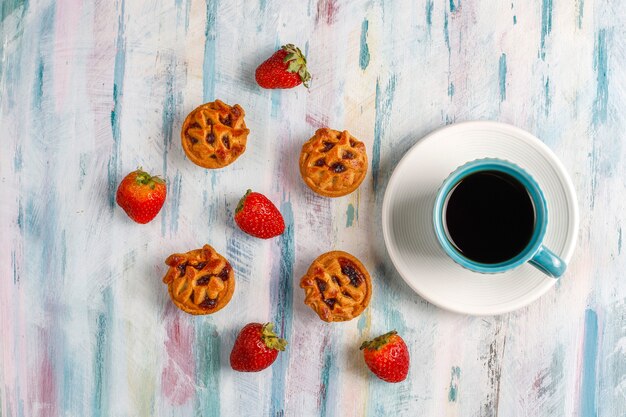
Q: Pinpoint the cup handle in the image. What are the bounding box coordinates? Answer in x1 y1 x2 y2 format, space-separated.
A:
529 246 566 278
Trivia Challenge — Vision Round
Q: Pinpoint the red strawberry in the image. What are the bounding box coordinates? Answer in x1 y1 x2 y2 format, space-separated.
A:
360 330 410 383
116 169 166 224
230 322 288 372
255 44 311 89
234 190 285 239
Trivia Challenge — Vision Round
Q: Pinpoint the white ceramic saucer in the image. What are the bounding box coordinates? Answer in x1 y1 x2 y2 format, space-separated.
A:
381 121 579 315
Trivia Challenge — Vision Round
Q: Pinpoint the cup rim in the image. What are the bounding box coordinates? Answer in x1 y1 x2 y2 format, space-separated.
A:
432 158 548 274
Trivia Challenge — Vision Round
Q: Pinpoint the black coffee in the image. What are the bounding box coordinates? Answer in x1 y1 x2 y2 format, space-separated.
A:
443 170 536 264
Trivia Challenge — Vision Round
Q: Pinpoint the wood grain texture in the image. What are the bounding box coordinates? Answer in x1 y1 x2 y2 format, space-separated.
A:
1 0 625 416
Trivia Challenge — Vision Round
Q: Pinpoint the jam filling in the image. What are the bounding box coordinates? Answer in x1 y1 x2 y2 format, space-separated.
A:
321 141 335 152
193 262 207 270
196 275 211 286
315 278 336 310
199 297 217 309
330 162 346 173
315 278 327 293
222 135 231 149
219 114 232 127
339 258 364 287
314 158 325 167
218 265 231 281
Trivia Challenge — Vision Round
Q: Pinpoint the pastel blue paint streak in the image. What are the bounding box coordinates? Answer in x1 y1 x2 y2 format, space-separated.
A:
33 57 43 110
449 0 458 12
203 0 217 101
226 235 253 280
372 80 382 193
577 0 584 29
270 89 281 118
13 145 22 170
540 0 552 60
425 0 433 28
357 313 367 333
387 304 406 333
24 199 36 234
0 0 28 111
448 366 461 402
580 309 599 417
0 0 28 23
168 171 182 233
319 345 337 417
194 323 221 417
60 230 67 276
11 251 18 284
544 76 551 116
210 170 217 191
79 154 87 189
30 5 60 335
513 15 517 24
499 53 507 102
93 288 113 417
108 0 126 208
174 0 190 31
448 82 454 98
16 201 23 232
62 344 84 416
160 65 176 235
346 203 355 227
618 227 622 254
271 201 294 417
161 64 175 178
443 12 450 54
592 30 608 125
359 19 370 70
372 76 396 193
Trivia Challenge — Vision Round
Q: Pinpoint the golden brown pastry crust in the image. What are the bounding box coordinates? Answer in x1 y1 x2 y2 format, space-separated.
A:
163 244 235 315
299 128 368 197
181 100 249 169
300 251 372 322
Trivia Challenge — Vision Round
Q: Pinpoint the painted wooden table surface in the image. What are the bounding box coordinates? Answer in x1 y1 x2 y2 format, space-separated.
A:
1 0 625 416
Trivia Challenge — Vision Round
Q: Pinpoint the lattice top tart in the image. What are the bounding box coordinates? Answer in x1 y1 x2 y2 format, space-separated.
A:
300 251 372 322
163 244 235 315
181 100 249 169
299 128 368 197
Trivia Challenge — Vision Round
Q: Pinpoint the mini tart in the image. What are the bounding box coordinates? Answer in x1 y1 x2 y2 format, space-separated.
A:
181 100 250 169
300 251 372 322
299 128 368 197
163 244 235 315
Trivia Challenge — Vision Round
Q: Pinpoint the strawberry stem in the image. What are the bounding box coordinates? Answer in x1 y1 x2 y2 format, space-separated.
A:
235 189 252 214
261 322 288 351
281 44 311 88
360 330 397 351
134 168 164 189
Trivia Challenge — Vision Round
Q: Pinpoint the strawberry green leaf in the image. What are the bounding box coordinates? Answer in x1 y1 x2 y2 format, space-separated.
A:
261 322 288 351
360 330 398 351
280 44 311 88
236 189 252 214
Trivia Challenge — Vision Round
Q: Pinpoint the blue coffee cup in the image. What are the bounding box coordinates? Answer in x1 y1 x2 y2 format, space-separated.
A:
433 158 566 278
